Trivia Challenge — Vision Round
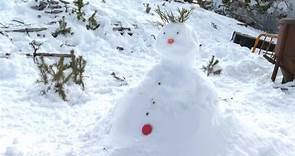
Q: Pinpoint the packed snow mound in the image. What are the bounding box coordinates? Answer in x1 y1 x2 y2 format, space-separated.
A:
155 23 198 66
1 0 295 156
108 23 226 156
108 63 225 156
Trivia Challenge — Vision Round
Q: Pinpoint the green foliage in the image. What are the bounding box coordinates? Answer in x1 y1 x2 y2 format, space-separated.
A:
71 1 100 30
196 0 212 9
86 11 100 30
222 0 231 6
221 0 273 14
253 3 272 14
202 56 222 76
155 6 193 24
70 52 86 89
52 16 73 37
36 51 86 101
37 56 50 85
73 0 87 21
245 0 251 3
216 0 286 32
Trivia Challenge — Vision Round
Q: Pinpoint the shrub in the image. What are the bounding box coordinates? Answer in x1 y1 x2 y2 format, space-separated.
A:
36 51 86 101
86 11 100 30
202 56 222 76
73 0 88 21
52 16 73 37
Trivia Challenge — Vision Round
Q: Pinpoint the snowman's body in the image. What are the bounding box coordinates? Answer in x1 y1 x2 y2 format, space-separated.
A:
109 23 225 156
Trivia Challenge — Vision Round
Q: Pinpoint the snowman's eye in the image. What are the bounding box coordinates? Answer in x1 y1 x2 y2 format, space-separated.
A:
163 32 166 35
176 32 180 35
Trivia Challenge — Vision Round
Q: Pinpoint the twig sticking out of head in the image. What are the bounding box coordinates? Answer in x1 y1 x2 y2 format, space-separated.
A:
155 6 193 24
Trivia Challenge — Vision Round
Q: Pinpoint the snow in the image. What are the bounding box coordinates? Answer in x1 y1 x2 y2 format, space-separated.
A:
0 0 295 156
0 59 17 80
155 23 198 66
108 23 223 154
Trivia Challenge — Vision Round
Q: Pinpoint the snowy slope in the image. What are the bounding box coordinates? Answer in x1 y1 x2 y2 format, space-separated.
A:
0 0 295 156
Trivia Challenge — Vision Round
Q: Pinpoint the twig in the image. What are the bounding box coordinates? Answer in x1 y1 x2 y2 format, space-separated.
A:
48 5 62 9
174 0 185 3
0 22 9 28
59 0 70 4
0 28 47 33
45 10 63 14
111 72 126 82
2 28 47 33
2 52 74 58
34 53 73 58
0 31 12 41
11 19 25 25
112 27 131 31
47 21 58 25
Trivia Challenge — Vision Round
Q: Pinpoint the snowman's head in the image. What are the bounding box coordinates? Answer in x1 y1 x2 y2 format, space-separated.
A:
156 23 197 64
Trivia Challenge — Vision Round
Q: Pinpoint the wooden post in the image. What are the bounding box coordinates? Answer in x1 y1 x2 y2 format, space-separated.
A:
274 18 295 83
271 64 279 82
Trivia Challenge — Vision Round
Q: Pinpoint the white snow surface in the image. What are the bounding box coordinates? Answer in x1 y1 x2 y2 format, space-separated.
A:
155 23 198 66
108 23 225 156
0 0 295 156
108 62 223 156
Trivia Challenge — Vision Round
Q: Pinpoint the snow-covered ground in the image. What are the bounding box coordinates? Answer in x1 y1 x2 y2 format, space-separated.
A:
0 0 295 155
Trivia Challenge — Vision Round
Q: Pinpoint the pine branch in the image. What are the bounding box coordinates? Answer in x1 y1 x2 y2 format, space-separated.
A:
86 11 100 30
52 16 73 37
73 0 88 21
202 56 222 76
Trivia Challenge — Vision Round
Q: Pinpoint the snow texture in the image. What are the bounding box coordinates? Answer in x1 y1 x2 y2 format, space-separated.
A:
108 23 225 156
155 23 198 66
0 0 295 156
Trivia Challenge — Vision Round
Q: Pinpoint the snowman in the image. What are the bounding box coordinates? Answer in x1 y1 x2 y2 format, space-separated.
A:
108 16 225 156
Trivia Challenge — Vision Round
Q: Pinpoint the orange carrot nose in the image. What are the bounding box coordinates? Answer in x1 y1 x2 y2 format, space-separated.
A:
167 38 174 45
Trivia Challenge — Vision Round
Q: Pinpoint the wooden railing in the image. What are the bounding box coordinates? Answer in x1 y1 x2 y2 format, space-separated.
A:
252 33 278 55
252 33 280 82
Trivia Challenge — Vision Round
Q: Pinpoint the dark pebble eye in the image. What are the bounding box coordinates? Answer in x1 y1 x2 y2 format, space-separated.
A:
176 32 180 35
163 32 166 35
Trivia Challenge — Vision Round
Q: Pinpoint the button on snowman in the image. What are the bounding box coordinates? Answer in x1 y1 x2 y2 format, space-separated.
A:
109 10 225 156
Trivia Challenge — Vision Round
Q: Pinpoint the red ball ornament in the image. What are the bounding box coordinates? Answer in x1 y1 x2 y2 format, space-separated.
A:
142 124 153 136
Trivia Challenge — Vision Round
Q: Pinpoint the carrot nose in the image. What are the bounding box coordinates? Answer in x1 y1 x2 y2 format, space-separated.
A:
167 38 174 45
